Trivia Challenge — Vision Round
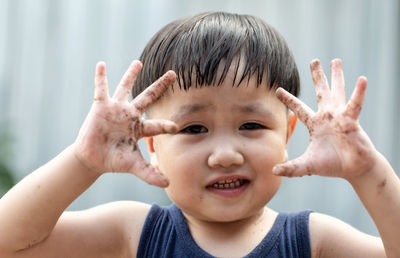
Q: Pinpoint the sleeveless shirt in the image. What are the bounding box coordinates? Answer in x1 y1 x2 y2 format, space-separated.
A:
137 204 312 258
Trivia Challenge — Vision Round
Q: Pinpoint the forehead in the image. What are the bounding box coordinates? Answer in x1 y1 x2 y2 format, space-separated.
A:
147 75 286 120
146 60 286 118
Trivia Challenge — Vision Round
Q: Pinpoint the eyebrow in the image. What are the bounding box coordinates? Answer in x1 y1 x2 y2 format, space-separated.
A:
234 103 275 116
170 103 213 121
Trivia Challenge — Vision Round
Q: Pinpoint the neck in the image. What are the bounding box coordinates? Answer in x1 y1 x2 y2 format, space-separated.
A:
182 206 278 257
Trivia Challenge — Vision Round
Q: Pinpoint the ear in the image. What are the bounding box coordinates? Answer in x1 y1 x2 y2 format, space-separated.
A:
286 111 297 146
144 137 159 168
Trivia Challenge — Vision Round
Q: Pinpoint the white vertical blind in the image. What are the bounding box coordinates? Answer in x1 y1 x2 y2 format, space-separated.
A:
0 0 398 236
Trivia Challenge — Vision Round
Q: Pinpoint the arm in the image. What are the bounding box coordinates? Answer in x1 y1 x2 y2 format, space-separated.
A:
348 152 400 257
274 59 400 257
0 60 177 257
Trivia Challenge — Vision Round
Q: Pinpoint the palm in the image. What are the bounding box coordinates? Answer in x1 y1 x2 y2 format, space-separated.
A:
74 61 177 187
274 59 375 179
78 99 142 172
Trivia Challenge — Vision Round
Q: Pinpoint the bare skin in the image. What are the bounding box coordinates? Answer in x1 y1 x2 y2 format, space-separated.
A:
0 58 399 257
75 60 178 185
0 60 178 257
274 59 374 179
274 59 400 257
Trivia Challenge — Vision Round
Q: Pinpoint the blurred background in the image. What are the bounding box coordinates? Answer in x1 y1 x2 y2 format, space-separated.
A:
0 0 399 236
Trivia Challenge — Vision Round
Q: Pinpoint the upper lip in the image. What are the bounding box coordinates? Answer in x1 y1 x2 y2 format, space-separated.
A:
206 175 250 187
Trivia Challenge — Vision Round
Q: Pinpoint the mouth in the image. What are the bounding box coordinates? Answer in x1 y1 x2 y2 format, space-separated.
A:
207 178 249 189
206 177 250 198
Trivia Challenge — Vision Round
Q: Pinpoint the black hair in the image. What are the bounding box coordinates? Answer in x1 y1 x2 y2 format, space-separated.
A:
132 12 300 98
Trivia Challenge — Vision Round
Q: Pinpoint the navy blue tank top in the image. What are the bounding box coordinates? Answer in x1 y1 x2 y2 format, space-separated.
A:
137 204 312 258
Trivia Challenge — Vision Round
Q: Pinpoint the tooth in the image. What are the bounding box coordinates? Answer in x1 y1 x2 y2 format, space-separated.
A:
224 183 229 188
213 184 218 188
218 180 225 184
218 184 224 189
230 183 235 188
235 181 240 187
226 179 232 183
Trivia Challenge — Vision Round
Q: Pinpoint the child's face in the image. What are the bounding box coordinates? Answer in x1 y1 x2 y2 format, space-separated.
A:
146 70 294 223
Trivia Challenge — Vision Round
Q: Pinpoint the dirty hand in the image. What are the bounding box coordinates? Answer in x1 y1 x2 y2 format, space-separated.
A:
273 59 377 180
74 61 177 187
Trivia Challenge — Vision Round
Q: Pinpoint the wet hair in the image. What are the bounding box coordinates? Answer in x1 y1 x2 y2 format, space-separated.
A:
132 12 300 98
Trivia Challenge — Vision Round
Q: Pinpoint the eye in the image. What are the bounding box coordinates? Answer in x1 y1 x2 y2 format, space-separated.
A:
239 122 266 130
180 125 208 134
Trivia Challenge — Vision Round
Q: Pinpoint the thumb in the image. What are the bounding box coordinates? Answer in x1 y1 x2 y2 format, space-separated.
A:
272 154 314 177
130 151 169 187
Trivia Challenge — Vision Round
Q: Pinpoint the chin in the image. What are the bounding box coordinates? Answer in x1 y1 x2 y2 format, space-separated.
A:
179 201 265 224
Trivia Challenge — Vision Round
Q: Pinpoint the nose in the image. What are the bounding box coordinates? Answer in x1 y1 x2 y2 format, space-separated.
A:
207 138 244 168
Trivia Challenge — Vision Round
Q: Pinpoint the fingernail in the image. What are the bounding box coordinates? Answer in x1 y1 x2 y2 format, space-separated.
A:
157 170 170 187
158 176 169 188
272 166 282 175
165 71 177 81
310 59 320 70
164 121 178 133
330 58 342 68
132 60 142 66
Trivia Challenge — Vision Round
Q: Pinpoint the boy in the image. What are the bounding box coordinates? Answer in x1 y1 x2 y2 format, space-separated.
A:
0 11 399 257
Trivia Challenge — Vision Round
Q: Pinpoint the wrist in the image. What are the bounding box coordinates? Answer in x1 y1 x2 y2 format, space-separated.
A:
347 151 391 189
68 143 104 179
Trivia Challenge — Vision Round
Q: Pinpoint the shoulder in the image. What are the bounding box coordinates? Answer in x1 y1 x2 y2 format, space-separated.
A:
8 201 152 258
93 200 153 256
61 200 152 258
309 212 385 258
65 200 152 235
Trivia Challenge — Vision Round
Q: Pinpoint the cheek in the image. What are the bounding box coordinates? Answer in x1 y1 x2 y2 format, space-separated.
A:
155 139 210 204
249 140 284 199
248 134 288 165
155 137 206 182
162 155 205 206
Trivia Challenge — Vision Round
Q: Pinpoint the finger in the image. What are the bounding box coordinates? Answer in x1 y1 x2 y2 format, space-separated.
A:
129 151 169 187
132 70 176 113
141 119 178 137
272 154 314 178
113 60 143 102
330 58 346 105
276 88 315 127
345 76 367 119
94 61 109 102
310 59 331 109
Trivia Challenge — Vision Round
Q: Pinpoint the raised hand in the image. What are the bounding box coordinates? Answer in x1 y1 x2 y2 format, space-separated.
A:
74 61 177 187
273 59 377 180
